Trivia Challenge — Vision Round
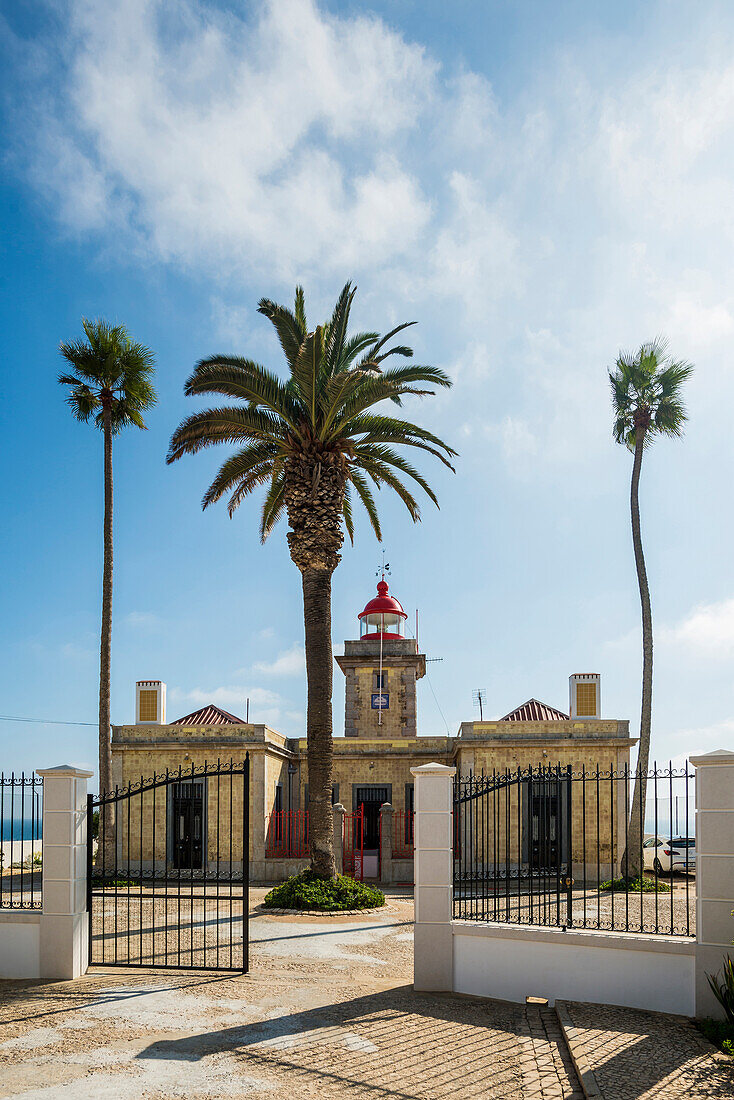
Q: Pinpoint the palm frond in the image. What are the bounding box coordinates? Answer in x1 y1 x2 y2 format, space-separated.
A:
59 319 156 431
353 444 440 506
202 442 281 509
356 456 421 522
260 468 287 542
169 284 455 536
184 356 300 430
257 297 304 367
342 483 355 545
349 469 382 540
610 339 693 449
166 406 288 463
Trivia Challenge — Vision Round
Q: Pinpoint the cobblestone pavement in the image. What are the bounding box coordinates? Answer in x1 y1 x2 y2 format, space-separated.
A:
557 1000 734 1099
0 889 583 1099
520 1005 585 1099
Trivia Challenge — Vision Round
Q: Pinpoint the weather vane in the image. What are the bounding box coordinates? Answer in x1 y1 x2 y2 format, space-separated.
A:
376 549 391 581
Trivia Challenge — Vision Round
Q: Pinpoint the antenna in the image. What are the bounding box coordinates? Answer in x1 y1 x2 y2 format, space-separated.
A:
374 552 390 725
472 689 487 722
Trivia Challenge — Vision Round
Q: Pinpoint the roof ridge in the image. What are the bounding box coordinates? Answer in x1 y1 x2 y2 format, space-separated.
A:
172 703 245 725
500 697 570 722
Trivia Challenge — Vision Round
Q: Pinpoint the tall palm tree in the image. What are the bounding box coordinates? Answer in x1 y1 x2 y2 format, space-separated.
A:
609 338 693 877
59 320 156 852
168 283 455 878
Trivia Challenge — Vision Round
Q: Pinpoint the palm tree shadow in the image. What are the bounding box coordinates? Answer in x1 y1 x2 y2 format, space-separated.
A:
135 984 527 1098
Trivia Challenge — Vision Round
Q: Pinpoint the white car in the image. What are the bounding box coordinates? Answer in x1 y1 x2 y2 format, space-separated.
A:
643 836 696 875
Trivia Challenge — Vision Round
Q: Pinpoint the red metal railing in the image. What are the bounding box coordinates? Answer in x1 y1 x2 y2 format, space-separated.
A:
392 810 414 859
343 805 364 880
265 810 309 858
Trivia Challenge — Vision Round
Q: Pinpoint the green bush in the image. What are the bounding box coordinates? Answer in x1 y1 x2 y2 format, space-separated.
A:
263 871 386 911
600 876 671 893
697 1017 734 1056
707 955 734 1027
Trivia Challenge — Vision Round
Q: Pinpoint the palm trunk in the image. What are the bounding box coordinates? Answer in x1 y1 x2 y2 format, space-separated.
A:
302 567 336 879
98 407 115 871
622 423 652 879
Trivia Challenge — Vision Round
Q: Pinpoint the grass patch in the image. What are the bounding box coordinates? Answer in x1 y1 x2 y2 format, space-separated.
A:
263 870 386 912
697 1018 734 1056
600 876 671 893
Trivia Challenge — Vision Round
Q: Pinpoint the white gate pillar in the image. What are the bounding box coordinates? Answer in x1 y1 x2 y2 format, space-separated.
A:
691 749 734 1019
411 762 456 992
37 765 93 980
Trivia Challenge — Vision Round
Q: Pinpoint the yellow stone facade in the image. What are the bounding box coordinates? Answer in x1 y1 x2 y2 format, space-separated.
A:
110 587 635 882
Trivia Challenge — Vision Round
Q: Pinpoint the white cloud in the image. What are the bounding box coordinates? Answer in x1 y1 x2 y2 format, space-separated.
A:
170 685 281 712
666 719 734 764
27 0 434 282
123 611 161 631
252 644 305 677
14 0 734 481
482 415 539 470
659 598 734 659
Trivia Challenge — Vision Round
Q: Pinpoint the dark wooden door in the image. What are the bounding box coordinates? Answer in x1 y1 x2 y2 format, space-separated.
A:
530 787 560 870
172 781 204 870
355 786 388 849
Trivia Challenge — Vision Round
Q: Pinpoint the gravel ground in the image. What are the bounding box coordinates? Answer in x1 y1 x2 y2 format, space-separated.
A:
455 877 696 936
0 888 584 1099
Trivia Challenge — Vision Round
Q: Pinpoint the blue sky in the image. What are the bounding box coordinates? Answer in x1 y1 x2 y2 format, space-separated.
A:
1 0 733 783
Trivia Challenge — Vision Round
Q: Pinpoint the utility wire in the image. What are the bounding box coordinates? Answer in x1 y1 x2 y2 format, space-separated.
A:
405 622 451 736
0 715 97 727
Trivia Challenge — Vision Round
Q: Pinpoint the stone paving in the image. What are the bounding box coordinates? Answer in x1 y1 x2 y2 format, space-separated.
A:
2 887 729 1098
557 1000 734 1099
0 888 584 1099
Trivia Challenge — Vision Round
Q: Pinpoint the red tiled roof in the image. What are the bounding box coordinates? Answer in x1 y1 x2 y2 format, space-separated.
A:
500 698 569 722
172 704 245 725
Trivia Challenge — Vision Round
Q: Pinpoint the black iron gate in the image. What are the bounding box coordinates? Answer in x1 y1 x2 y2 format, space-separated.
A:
88 757 249 972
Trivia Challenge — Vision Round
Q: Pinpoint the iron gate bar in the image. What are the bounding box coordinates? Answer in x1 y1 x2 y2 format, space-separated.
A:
452 762 694 937
88 756 249 973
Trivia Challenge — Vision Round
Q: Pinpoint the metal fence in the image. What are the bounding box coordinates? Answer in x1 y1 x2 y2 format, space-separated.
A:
392 809 414 859
265 810 309 858
0 772 43 909
453 763 695 936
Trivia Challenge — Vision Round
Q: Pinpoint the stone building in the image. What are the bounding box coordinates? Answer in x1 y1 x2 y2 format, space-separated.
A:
111 578 636 882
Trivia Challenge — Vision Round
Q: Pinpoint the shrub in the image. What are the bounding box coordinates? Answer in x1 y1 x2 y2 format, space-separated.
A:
263 871 386 911
707 955 734 1027
600 876 671 893
697 1017 734 1056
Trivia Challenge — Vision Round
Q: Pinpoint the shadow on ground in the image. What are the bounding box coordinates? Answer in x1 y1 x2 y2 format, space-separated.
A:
134 983 527 1099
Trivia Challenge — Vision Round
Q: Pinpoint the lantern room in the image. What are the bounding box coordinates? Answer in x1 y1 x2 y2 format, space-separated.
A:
358 579 408 639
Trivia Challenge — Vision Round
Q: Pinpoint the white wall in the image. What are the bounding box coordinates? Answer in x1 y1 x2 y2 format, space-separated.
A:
0 912 40 979
453 922 695 1015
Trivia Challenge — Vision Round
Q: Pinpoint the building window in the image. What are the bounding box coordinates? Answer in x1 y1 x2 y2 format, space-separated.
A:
405 784 414 814
274 785 283 813
139 689 157 722
373 671 387 690
576 682 597 716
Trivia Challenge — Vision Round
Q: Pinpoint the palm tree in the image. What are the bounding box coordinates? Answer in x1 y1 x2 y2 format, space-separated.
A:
59 319 156 854
168 283 455 878
609 338 693 877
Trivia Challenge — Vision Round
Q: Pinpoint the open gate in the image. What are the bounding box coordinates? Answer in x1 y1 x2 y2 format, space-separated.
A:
343 804 364 880
88 757 249 972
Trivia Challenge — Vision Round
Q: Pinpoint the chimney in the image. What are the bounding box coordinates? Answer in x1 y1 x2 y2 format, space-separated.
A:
569 673 601 719
136 680 166 724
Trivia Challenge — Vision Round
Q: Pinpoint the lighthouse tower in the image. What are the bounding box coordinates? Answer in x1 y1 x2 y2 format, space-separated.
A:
335 577 426 738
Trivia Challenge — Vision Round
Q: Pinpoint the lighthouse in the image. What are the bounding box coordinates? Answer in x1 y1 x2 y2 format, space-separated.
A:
335 577 426 738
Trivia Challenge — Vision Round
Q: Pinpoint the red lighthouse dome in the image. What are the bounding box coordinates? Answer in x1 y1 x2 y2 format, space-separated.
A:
358 579 407 640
